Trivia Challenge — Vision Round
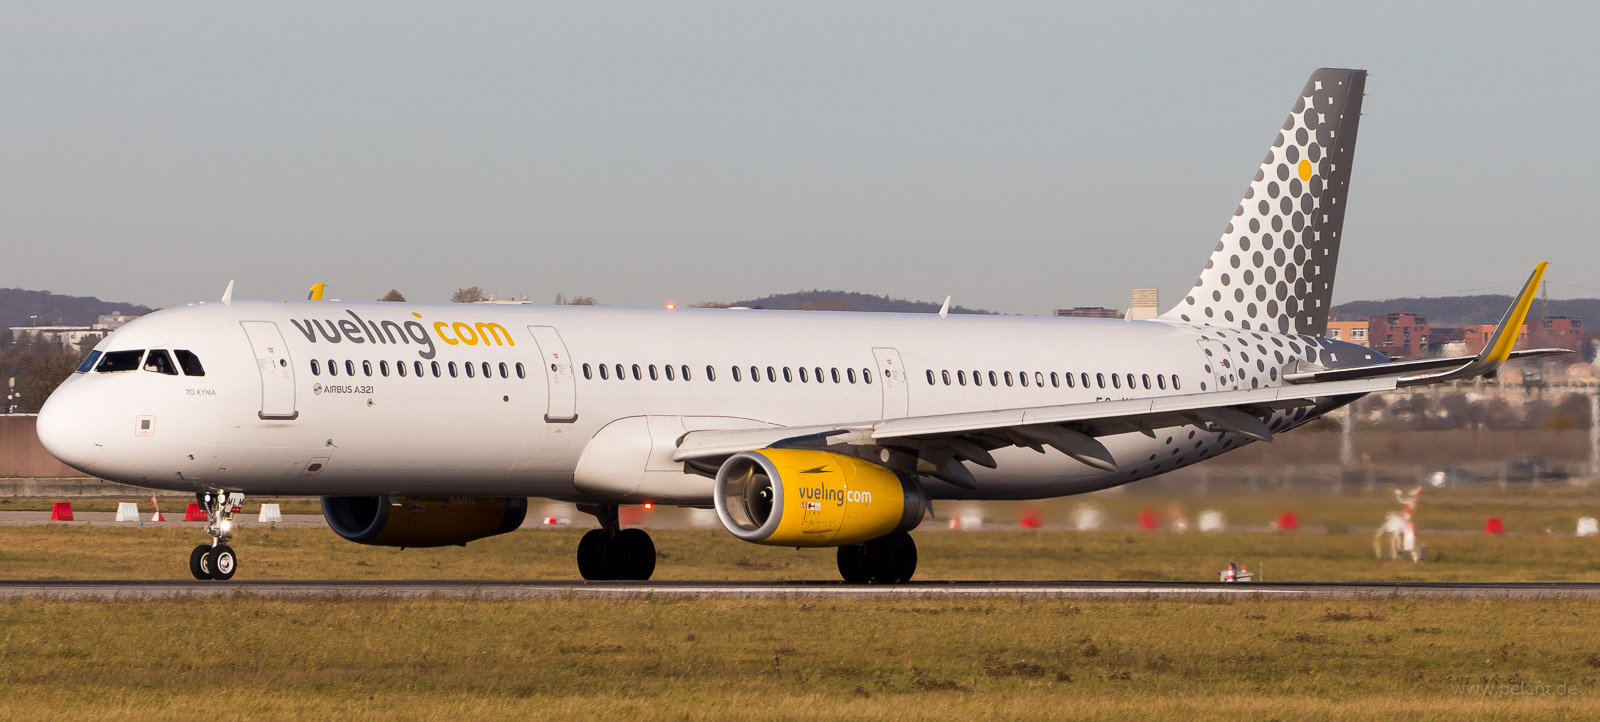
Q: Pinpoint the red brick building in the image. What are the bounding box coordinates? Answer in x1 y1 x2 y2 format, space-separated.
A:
1368 312 1430 358
1527 317 1584 350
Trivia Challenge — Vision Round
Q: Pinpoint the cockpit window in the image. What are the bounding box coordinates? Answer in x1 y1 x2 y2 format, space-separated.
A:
96 350 144 373
75 350 103 374
143 350 179 375
174 350 205 377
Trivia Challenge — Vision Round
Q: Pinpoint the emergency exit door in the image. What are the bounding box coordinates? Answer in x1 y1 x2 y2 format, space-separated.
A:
527 326 578 422
240 321 298 420
872 347 909 418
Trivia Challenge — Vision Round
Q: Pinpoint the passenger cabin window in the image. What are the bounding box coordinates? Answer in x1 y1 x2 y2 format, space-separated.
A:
1111 374 1121 389
415 361 425 377
363 360 373 377
862 369 872 384
782 367 792 383
499 362 509 378
431 361 442 377
599 364 610 380
732 366 742 382
1065 372 1075 388
143 350 178 375
957 370 967 386
706 365 716 382
482 362 492 378
174 350 205 376
310 359 322 376
380 361 390 377
831 368 840 383
329 360 340 377
96 350 143 373
515 363 526 379
926 370 935 385
813 367 823 383
448 362 459 378
582 363 592 380
649 365 659 381
682 365 691 381
397 361 408 378
847 368 857 384
664 365 675 381
344 360 355 377
465 362 475 378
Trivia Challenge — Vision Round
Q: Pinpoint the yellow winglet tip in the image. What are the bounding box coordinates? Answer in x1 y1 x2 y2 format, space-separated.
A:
308 283 326 301
1485 263 1549 362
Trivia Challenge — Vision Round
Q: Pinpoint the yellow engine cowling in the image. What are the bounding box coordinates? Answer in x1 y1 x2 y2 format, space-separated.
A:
321 496 527 548
713 449 925 547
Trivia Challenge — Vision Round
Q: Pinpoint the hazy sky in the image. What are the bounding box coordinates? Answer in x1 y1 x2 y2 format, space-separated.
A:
3 2 1596 314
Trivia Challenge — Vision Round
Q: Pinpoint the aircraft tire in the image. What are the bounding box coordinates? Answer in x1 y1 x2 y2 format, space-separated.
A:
577 529 612 580
866 532 917 584
836 544 871 584
210 544 238 581
189 544 213 581
607 529 656 581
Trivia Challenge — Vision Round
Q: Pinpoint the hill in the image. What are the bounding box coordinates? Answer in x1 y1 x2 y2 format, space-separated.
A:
0 288 153 329
1332 296 1600 327
725 290 995 314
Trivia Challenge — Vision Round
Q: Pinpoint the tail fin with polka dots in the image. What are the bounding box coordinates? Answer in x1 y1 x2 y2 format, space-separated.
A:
1161 68 1367 336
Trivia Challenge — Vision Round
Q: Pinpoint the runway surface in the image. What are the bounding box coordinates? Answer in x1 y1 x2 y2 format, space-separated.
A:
6 579 1600 600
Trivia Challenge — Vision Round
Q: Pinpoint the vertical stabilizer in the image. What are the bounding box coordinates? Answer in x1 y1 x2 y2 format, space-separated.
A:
1161 68 1367 336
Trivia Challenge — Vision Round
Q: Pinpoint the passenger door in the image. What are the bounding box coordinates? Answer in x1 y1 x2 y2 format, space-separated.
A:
526 326 578 422
872 347 909 419
240 321 298 420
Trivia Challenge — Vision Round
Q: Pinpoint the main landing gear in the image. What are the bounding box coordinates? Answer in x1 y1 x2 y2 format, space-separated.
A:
836 531 918 584
575 504 656 581
189 490 242 581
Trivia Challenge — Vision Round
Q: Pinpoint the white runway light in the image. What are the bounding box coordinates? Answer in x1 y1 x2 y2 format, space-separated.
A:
114 502 139 522
1578 518 1598 537
1198 510 1227 533
258 503 282 523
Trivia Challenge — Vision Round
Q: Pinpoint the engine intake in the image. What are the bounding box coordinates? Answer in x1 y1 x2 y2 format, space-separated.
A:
321 496 527 548
714 449 924 547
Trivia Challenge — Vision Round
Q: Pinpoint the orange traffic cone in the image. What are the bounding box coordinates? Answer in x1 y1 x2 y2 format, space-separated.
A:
1137 508 1159 530
184 503 207 522
50 502 74 521
1277 511 1299 531
1484 518 1505 535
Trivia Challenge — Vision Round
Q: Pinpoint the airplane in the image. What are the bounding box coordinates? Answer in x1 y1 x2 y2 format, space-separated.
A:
35 68 1566 583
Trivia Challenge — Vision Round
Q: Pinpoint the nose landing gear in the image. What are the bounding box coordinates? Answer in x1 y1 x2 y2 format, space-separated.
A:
188 490 242 581
575 504 656 581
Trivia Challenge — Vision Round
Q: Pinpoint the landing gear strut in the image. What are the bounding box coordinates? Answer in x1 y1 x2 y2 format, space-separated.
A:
189 490 242 581
837 531 917 584
575 504 656 581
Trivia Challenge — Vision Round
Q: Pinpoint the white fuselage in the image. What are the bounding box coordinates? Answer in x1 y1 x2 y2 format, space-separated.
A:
37 300 1378 503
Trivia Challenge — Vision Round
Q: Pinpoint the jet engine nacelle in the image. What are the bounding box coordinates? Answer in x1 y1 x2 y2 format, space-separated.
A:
321 496 527 548
713 449 924 547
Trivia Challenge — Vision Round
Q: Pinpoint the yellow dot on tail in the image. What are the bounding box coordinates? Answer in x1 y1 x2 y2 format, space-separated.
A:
1297 159 1313 182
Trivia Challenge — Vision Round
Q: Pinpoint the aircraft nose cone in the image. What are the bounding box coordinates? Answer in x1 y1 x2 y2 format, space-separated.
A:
36 382 107 474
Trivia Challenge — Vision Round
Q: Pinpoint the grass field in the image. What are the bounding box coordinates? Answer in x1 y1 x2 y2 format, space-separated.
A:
6 484 1599 533
1 596 1597 720
3 523 1600 583
6 491 1600 719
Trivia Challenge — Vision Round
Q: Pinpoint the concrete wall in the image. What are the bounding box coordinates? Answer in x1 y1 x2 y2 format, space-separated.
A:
0 415 87 478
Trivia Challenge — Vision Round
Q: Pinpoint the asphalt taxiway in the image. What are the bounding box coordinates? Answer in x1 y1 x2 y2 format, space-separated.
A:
5 580 1600 601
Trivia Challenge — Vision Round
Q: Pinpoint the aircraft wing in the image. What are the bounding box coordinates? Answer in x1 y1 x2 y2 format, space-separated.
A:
673 377 1394 489
1286 263 1563 387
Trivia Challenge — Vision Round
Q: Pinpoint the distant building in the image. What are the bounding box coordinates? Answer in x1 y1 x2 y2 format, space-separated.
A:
1528 317 1584 351
1053 307 1123 319
1460 318 1584 355
1324 320 1369 346
9 312 143 352
1368 312 1430 359
1128 288 1159 321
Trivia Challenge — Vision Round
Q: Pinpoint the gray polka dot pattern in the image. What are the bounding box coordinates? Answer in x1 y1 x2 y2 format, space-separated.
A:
1162 68 1367 337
